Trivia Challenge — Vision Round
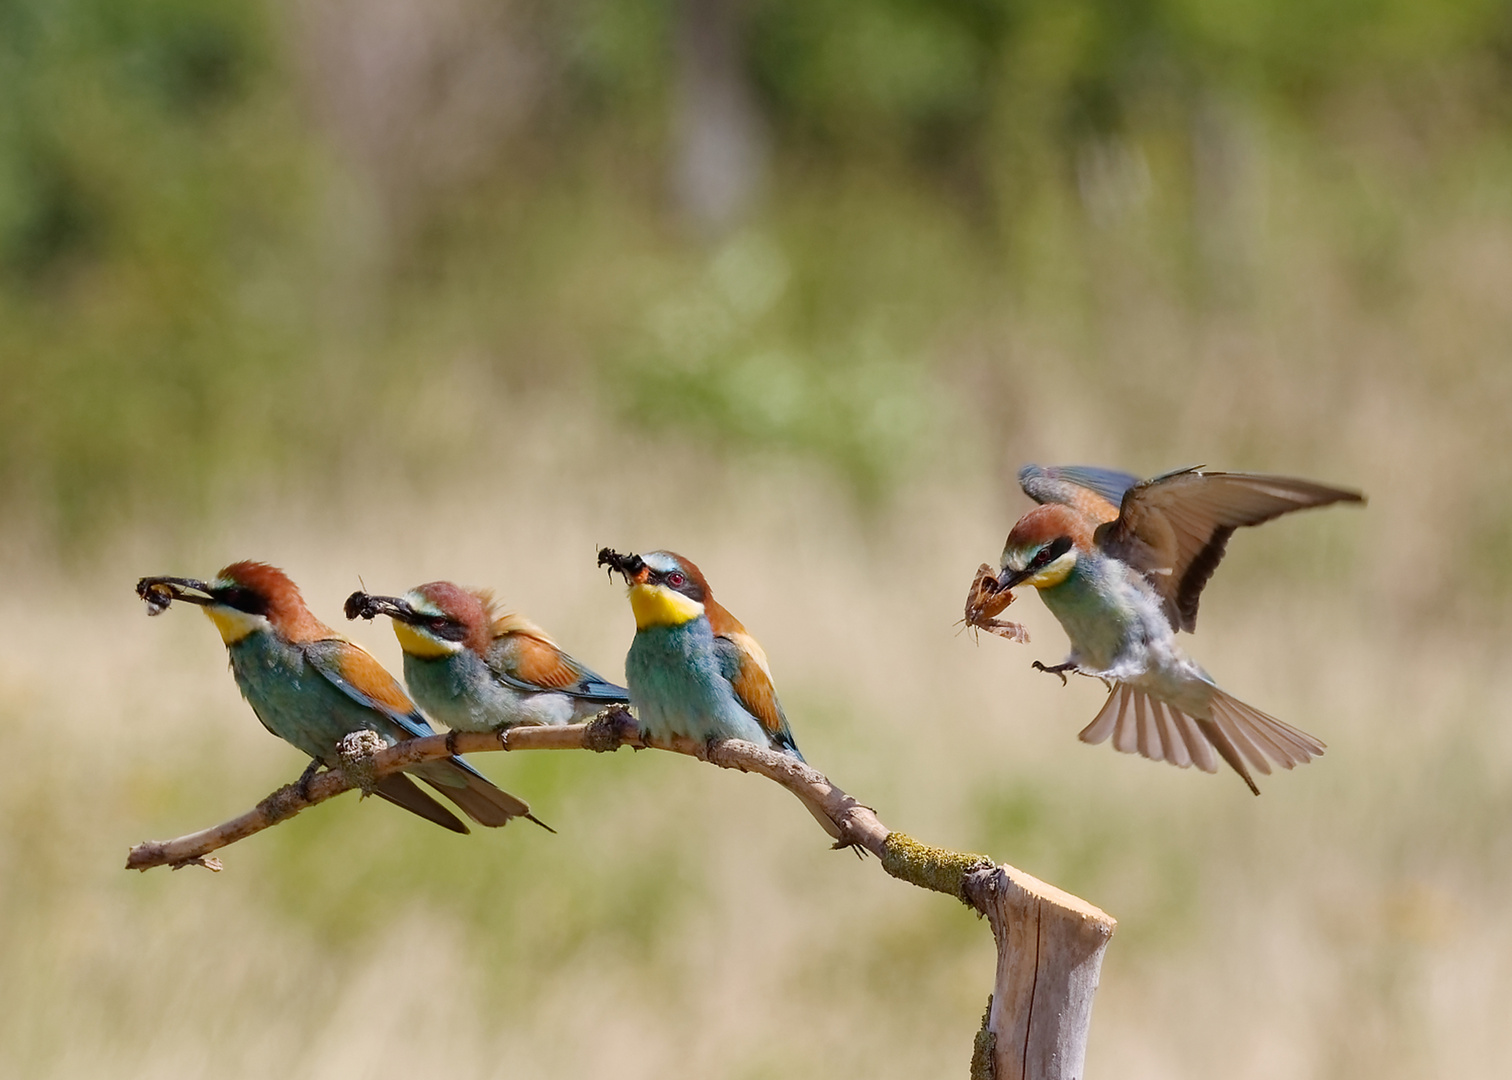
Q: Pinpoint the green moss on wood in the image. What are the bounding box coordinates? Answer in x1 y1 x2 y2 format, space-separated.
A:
881 832 994 902
970 995 996 1080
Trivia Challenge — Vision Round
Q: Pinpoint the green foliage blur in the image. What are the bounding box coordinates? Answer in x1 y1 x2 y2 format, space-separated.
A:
6 0 1512 539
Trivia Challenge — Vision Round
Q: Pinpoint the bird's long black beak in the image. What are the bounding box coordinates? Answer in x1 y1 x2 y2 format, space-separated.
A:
344 592 419 624
136 575 216 614
995 566 1032 593
597 547 647 585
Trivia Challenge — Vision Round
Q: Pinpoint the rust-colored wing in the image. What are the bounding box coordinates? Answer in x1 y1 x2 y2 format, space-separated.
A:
488 628 630 702
303 637 431 739
708 598 801 758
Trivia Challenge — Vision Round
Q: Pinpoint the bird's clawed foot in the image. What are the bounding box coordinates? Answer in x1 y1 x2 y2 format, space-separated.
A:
296 758 325 801
1032 660 1078 686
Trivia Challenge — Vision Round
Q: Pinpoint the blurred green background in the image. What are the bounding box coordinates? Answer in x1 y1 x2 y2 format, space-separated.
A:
3 0 1511 1076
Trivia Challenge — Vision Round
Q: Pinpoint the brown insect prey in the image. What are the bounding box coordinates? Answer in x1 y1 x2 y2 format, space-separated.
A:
962 564 1029 643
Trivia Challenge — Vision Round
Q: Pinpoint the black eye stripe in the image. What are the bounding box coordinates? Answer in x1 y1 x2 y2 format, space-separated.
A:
651 568 702 601
424 615 469 641
216 586 268 616
1032 537 1073 568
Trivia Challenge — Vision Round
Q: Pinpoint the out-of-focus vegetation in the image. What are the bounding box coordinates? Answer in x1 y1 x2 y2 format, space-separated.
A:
6 0 1512 537
3 1 1512 1078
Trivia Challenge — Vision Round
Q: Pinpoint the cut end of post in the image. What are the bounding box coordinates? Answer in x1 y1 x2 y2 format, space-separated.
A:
969 864 1117 936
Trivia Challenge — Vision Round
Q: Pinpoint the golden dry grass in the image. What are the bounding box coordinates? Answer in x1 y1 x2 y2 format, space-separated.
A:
1 362 1508 1078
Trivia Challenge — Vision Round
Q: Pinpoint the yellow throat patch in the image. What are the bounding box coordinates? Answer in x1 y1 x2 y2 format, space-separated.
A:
203 604 263 645
1027 552 1076 590
629 583 704 630
392 620 457 659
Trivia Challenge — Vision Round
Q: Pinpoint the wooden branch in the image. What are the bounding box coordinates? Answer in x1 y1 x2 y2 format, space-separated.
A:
125 705 1115 1078
123 706 886 870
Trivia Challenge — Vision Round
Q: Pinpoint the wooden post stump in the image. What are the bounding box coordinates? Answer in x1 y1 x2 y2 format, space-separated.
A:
968 866 1116 1080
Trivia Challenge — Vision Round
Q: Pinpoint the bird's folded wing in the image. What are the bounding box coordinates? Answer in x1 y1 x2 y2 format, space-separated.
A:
1096 469 1364 631
713 630 800 756
1018 464 1140 522
304 638 517 794
303 637 436 740
488 634 630 701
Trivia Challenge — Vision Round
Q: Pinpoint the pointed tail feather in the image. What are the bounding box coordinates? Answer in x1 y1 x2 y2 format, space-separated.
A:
409 758 543 830
372 773 470 833
1079 684 1323 794
1194 717 1261 796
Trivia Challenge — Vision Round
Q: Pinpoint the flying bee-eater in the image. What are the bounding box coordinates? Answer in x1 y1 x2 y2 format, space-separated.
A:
137 561 539 832
596 548 803 759
983 465 1364 794
344 581 629 731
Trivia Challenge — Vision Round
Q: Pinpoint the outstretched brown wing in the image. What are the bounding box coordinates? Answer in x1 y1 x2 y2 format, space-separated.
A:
1096 468 1364 632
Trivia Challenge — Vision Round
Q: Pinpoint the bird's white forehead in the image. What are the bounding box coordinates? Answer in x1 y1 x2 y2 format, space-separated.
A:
641 551 682 574
403 591 445 618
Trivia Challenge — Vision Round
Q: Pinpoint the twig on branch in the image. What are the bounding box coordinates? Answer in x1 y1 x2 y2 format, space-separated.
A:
125 704 1116 1079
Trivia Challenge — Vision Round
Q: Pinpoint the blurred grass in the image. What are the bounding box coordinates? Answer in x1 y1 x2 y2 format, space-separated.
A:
2 0 1512 1077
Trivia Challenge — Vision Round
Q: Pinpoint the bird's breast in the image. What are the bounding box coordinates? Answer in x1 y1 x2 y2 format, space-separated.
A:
1036 563 1150 671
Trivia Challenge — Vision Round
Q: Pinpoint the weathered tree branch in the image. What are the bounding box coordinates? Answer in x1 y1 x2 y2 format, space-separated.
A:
126 705 1115 1078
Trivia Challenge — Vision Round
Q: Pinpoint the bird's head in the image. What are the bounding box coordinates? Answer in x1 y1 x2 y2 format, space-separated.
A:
597 548 710 630
996 505 1091 592
344 582 492 659
138 561 322 644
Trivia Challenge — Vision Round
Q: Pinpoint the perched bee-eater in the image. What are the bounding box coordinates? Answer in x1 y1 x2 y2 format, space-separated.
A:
987 465 1364 794
344 582 630 731
136 561 537 833
596 548 803 759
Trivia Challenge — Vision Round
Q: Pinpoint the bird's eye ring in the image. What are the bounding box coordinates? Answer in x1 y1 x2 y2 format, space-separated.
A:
667 572 685 588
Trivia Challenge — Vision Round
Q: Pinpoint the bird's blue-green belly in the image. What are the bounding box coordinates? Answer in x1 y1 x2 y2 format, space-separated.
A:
625 622 766 745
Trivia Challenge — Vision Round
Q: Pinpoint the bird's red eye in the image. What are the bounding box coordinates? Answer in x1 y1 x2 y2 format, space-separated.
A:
667 572 685 588
430 617 447 630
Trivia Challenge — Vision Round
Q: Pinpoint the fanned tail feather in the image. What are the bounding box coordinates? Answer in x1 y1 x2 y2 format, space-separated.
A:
1209 688 1325 770
1078 684 1323 795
